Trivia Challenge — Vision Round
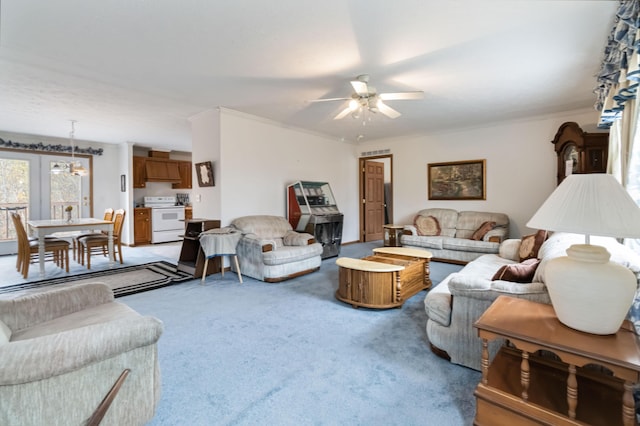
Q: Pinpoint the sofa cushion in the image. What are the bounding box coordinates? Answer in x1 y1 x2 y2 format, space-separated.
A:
10 301 139 342
415 215 440 236
262 244 323 266
455 211 509 239
400 234 443 250
442 237 500 254
492 258 540 283
471 221 496 241
519 230 547 261
0 320 11 345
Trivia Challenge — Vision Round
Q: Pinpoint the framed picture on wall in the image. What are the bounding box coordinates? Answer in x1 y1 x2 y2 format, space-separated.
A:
427 159 486 200
195 161 214 187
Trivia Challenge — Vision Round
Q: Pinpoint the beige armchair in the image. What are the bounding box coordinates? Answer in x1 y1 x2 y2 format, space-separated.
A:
230 215 323 282
0 283 163 425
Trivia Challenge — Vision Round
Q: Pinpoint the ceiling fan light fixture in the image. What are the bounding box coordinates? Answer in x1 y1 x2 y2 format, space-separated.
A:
348 99 359 111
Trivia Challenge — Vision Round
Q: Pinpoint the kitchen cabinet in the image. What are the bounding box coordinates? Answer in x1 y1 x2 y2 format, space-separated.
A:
172 161 193 189
133 207 151 245
133 156 147 188
144 159 181 182
184 207 193 221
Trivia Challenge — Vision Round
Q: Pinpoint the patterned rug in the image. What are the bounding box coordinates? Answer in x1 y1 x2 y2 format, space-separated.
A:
0 261 192 298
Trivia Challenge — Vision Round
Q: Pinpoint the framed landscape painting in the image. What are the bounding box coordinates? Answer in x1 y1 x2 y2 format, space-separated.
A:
428 159 486 200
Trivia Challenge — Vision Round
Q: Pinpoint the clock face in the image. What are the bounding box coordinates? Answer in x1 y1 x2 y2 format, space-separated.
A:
563 144 579 174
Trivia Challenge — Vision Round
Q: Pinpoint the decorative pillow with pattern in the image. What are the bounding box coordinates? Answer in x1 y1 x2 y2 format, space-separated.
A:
414 215 441 236
492 258 541 283
519 229 548 261
470 221 496 241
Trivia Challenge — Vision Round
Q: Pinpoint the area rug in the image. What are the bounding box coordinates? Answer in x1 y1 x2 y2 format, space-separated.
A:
0 261 192 298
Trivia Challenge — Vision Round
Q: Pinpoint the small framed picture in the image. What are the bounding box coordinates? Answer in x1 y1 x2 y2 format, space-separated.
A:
195 161 214 187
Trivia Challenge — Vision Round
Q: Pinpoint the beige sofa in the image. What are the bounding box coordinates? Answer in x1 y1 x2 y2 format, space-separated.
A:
424 232 640 371
401 208 509 264
0 283 163 425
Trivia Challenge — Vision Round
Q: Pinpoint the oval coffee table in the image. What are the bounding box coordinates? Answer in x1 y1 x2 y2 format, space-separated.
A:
335 247 432 309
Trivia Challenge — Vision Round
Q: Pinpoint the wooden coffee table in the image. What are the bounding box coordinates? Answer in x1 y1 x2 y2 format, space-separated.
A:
335 247 432 309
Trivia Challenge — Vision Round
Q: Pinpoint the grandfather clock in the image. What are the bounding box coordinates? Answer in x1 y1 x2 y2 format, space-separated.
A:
551 122 609 185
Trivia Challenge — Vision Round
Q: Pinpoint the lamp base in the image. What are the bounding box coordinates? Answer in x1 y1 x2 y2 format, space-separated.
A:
545 244 636 335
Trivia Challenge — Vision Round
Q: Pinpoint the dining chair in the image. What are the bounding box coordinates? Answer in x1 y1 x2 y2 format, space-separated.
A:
78 209 126 269
70 208 115 261
10 212 70 278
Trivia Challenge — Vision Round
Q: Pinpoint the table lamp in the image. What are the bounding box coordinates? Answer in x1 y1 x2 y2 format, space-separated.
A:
527 174 640 334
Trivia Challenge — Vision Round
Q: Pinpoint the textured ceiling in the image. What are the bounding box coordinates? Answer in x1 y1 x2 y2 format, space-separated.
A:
0 1 618 151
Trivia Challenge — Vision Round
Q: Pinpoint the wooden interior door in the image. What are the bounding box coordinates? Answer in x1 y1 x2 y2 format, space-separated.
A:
363 160 385 241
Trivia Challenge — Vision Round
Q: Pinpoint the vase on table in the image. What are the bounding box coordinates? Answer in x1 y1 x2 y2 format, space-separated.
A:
66 211 72 222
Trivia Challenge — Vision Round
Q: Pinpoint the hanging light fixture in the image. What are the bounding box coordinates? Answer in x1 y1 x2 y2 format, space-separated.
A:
68 120 88 176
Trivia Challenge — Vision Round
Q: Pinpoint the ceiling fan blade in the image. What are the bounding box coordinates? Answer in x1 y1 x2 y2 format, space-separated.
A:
308 97 351 103
351 80 369 96
379 91 424 101
334 106 353 120
376 101 401 119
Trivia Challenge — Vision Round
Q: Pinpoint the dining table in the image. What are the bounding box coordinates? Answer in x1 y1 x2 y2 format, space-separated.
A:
26 218 115 278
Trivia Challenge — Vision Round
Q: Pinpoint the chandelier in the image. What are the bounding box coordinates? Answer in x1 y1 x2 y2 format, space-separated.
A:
51 120 88 176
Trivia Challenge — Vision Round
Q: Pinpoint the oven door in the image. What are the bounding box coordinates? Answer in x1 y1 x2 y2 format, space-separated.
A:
151 207 185 231
151 207 185 244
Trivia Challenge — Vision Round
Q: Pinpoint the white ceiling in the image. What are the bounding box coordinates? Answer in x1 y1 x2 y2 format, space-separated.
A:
0 1 618 151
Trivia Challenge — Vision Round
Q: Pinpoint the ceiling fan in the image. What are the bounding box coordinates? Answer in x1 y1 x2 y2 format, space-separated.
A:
311 74 424 120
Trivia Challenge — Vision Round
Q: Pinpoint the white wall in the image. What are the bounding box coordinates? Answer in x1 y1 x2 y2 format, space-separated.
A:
214 109 360 242
357 109 605 238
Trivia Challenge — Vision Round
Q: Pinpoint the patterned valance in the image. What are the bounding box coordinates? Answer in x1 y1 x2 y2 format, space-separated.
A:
0 138 103 156
595 0 640 128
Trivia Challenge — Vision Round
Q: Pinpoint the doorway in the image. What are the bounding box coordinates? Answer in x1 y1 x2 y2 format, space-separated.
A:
359 154 393 242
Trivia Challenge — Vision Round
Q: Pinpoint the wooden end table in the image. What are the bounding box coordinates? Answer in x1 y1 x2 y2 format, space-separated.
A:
383 224 405 247
474 296 640 426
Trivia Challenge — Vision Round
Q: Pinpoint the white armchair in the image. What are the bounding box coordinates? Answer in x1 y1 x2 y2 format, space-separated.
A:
230 215 323 282
0 283 163 425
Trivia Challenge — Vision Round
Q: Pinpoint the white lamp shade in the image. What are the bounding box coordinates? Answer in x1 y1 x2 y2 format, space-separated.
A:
526 174 640 239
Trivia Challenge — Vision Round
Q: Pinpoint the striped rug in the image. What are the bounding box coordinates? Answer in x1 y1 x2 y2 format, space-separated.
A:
0 261 192 298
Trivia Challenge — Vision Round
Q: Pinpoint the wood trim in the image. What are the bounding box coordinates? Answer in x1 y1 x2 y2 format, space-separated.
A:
264 267 320 283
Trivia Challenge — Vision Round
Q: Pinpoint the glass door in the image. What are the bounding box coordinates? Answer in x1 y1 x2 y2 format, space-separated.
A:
0 151 90 255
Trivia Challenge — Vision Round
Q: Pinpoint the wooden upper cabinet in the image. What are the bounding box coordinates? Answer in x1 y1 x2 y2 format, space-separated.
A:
172 161 193 189
551 122 609 185
133 156 147 188
145 159 181 182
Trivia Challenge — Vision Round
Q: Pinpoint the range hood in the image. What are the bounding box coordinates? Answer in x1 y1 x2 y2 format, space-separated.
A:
144 159 181 182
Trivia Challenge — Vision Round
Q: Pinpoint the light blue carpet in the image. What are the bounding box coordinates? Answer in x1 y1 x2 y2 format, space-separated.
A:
121 242 480 426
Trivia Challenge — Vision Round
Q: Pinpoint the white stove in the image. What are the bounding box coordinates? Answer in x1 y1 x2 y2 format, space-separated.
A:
143 196 185 243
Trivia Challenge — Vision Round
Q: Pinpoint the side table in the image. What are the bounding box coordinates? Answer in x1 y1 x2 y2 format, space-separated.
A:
474 296 640 426
383 224 405 247
199 227 243 284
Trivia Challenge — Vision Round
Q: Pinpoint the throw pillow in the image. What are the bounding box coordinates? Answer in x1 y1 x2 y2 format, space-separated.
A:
519 229 548 262
470 221 496 241
0 320 11 345
414 215 440 236
492 258 541 283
